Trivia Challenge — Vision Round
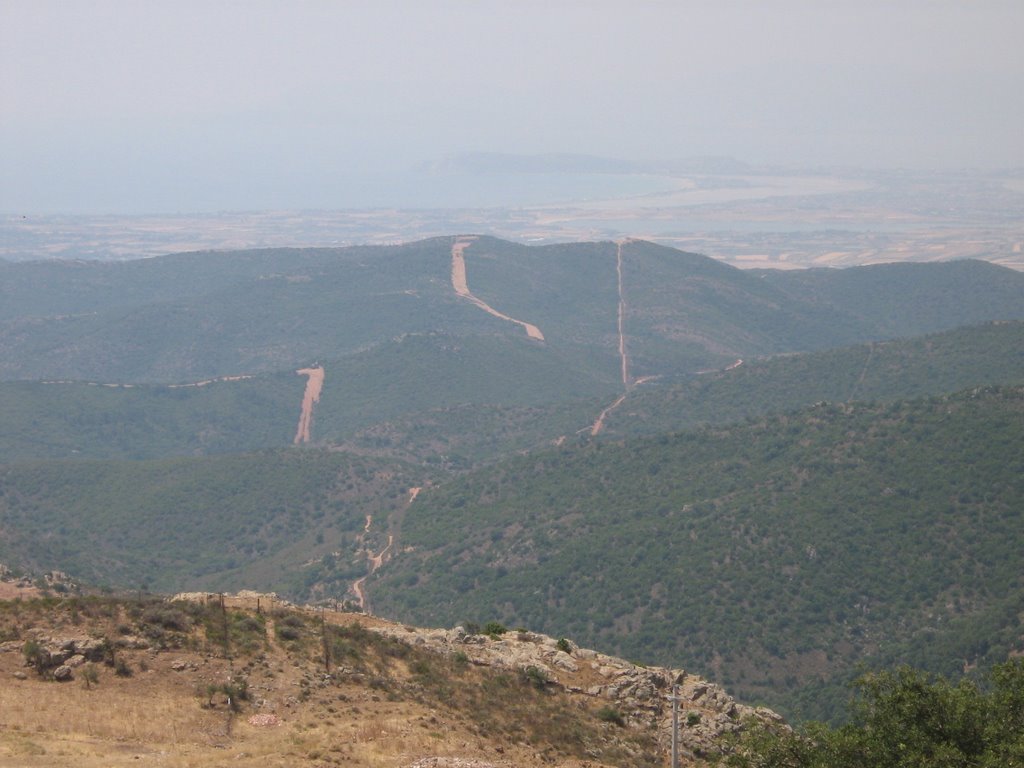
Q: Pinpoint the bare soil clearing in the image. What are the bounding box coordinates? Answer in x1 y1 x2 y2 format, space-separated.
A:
0 582 39 600
292 366 325 444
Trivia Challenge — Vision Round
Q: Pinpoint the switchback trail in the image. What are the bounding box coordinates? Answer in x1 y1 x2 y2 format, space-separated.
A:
451 236 545 341
293 366 325 444
351 486 421 613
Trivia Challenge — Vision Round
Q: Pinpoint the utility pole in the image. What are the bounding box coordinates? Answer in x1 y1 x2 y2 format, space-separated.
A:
321 606 330 674
666 684 682 768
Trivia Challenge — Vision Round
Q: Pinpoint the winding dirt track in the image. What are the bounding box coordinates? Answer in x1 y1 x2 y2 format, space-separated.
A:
590 392 628 436
293 366 325 444
451 236 545 341
351 487 421 613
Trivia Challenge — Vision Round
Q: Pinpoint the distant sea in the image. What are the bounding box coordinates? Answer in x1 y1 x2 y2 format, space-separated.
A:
327 171 680 209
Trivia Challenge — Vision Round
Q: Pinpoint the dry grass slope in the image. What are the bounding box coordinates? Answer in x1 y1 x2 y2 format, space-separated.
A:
0 593 681 768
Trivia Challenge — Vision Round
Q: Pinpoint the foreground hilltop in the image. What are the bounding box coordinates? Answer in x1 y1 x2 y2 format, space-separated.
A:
0 589 778 767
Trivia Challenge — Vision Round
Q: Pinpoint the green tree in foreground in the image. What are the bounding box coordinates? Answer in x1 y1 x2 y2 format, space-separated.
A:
724 660 1024 768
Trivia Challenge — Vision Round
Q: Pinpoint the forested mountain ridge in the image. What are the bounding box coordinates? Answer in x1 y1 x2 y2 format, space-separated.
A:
755 258 1024 339
0 449 421 596
2 384 1020 723
602 319 1024 438
2 237 1023 383
2 237 1024 729
1 320 1021 465
368 385 1024 722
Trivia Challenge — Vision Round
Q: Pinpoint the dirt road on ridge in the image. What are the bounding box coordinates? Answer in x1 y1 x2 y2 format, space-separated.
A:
590 240 634 435
167 374 254 389
616 239 631 390
293 366 325 444
451 236 545 341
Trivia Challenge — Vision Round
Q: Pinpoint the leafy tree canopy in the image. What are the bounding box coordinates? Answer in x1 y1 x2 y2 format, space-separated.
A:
725 660 1024 768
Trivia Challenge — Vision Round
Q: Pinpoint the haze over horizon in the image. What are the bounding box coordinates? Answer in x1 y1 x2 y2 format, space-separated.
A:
2 0 1023 214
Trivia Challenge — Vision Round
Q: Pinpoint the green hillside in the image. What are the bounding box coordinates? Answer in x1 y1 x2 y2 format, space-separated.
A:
0 238 493 382
616 239 867 374
6 321 1021 465
367 386 1024 722
0 372 303 462
0 332 615 463
337 400 595 469
0 241 447 321
0 449 423 596
603 320 1024 437
759 259 1024 339
2 384 1022 723
3 237 1024 728
313 332 617 437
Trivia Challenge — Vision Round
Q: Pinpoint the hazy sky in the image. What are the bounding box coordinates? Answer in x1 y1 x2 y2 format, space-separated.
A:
2 0 1022 213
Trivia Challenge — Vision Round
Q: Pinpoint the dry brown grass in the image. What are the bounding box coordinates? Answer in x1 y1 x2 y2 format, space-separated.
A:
0 596 665 768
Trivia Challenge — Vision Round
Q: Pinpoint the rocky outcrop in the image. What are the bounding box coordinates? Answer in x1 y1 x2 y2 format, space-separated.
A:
169 590 786 759
0 632 109 681
370 623 784 760
52 664 74 681
15 634 108 663
170 590 292 612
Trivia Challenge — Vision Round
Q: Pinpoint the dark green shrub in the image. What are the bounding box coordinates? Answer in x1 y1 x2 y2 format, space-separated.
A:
597 706 626 727
523 665 550 689
725 661 1024 768
141 605 191 632
22 640 48 676
201 679 248 711
483 621 507 638
328 634 360 662
114 657 133 677
231 614 266 654
275 613 306 642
